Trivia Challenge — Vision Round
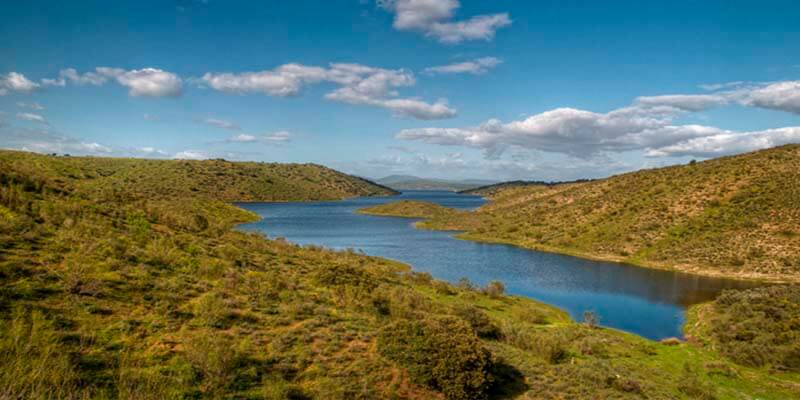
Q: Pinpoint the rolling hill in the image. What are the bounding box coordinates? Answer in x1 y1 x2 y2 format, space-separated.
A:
363 145 800 282
1 149 799 399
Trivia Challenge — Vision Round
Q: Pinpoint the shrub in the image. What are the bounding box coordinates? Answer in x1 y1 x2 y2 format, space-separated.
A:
452 305 501 339
707 286 800 370
482 280 505 298
182 331 246 396
677 363 716 400
377 315 493 400
432 280 456 295
193 292 230 328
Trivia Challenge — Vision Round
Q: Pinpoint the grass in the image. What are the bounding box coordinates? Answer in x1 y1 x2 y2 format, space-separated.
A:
366 144 800 282
1 149 799 398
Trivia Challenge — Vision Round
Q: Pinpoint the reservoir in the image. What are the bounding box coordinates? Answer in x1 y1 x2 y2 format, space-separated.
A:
238 190 759 340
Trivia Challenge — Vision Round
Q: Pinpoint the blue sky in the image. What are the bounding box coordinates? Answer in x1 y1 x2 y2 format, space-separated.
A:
1 0 799 181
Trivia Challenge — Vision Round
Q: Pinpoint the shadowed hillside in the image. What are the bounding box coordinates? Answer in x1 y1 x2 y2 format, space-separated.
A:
1 150 799 399
362 145 800 282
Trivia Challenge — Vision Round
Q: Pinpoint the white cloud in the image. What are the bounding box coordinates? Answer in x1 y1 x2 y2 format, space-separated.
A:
397 96 800 161
740 81 800 114
201 64 329 96
225 131 292 144
227 134 257 142
0 72 40 95
135 147 169 157
264 131 292 142
699 81 746 91
646 127 800 158
42 67 183 97
203 62 456 120
174 150 210 160
378 0 511 44
423 57 502 75
96 67 183 97
58 68 109 86
143 113 160 121
16 112 48 124
397 105 693 158
200 117 241 131
635 94 728 112
0 126 114 156
16 102 45 110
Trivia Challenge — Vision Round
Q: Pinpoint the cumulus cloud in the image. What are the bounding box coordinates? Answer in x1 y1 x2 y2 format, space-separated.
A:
16 112 48 124
40 67 183 97
377 0 511 44
58 68 109 86
646 127 800 158
203 62 456 120
199 117 241 131
0 72 40 95
96 67 183 97
740 81 800 114
397 105 694 158
423 57 502 75
398 96 800 161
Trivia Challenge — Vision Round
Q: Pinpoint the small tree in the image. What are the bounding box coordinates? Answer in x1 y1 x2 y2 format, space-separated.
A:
583 311 599 328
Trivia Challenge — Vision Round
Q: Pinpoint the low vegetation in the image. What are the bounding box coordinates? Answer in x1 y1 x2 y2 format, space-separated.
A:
1 149 799 398
367 145 800 282
686 285 800 371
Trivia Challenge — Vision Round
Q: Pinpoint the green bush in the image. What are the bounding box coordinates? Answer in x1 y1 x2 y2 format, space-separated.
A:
377 315 493 400
708 286 800 370
452 305 501 339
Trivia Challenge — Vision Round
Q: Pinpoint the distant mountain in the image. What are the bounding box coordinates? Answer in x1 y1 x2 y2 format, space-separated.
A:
376 175 497 191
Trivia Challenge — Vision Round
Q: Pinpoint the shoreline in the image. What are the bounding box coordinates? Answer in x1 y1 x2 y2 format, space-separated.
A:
359 207 798 284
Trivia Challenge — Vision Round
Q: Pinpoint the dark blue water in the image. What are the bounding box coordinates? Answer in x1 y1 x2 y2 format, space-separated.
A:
238 190 759 340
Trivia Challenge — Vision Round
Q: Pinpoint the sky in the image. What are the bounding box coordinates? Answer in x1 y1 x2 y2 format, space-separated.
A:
1 0 799 181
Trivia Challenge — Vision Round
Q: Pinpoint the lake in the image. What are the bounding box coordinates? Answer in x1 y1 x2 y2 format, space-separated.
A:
237 190 760 340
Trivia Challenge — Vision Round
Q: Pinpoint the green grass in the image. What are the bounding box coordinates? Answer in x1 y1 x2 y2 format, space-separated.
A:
1 149 799 399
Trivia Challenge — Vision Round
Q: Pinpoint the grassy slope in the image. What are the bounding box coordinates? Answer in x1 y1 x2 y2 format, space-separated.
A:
381 145 800 282
1 150 799 399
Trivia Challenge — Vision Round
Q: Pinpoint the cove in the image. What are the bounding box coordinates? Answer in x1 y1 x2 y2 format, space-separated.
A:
237 190 760 340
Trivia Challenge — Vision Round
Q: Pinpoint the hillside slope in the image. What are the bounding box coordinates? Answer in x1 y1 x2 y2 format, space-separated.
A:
372 145 800 282
0 150 397 204
1 150 799 399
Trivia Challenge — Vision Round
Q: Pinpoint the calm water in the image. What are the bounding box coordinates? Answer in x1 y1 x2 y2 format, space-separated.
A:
238 190 760 340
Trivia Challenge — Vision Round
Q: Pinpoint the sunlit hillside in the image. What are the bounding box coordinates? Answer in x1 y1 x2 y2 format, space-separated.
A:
369 145 800 282
2 150 799 399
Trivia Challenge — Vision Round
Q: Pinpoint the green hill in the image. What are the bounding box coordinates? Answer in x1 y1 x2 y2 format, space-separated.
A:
1 150 799 399
372 145 800 282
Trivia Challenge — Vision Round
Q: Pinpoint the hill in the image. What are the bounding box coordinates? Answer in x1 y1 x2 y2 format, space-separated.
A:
377 175 496 191
365 145 800 282
460 179 594 197
1 150 799 399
